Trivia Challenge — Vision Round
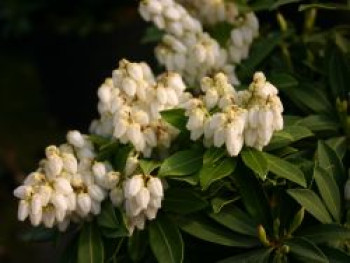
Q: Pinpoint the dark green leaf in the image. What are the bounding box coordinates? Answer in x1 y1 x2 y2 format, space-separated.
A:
284 125 314 141
326 136 347 160
217 248 273 263
163 188 208 215
265 153 306 187
317 141 345 187
285 237 328 263
265 131 294 151
287 189 332 223
199 157 236 190
270 73 298 89
270 0 302 10
241 148 268 180
89 135 112 147
211 196 240 214
77 223 104 263
97 201 119 229
320 246 350 263
141 26 164 44
161 109 187 131
128 230 148 262
209 206 257 236
20 226 57 242
297 224 350 244
207 22 233 47
296 115 339 133
314 166 341 222
113 144 133 171
99 207 129 238
178 216 259 247
203 147 226 165
299 3 350 11
149 214 184 263
169 174 199 185
159 149 203 177
139 159 161 175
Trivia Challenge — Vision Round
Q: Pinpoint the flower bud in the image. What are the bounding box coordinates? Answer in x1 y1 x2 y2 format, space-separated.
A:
145 205 158 220
124 175 143 198
135 187 151 209
30 209 42 226
88 184 105 202
110 188 124 207
67 130 85 148
54 178 73 195
92 162 106 179
127 63 144 81
18 200 29 221
14 185 32 199
42 209 56 228
147 177 163 197
77 193 92 215
51 193 68 212
62 153 78 174
122 77 137 97
125 156 139 176
31 194 43 215
45 155 63 178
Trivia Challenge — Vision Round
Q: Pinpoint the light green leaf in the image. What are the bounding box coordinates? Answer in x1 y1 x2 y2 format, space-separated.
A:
163 188 208 215
265 131 293 151
317 141 345 187
264 153 306 187
209 206 257 236
169 174 199 185
77 223 104 263
141 26 164 44
287 189 333 223
217 248 273 263
178 216 259 247
139 159 161 174
241 148 268 180
199 158 236 190
285 237 328 263
159 149 203 177
149 214 184 263
284 125 314 141
203 147 226 165
314 166 341 222
297 224 350 244
299 3 350 11
161 109 187 131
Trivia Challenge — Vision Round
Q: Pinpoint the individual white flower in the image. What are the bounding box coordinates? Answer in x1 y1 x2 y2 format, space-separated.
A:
147 177 164 197
124 175 144 198
135 187 151 209
67 130 85 148
18 200 30 221
88 185 105 202
54 178 73 195
77 193 92 215
110 188 124 207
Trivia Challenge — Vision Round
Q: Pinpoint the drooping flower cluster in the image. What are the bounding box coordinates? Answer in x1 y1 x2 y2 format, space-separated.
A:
183 72 283 156
139 0 238 85
13 131 115 230
109 155 164 234
90 59 189 157
139 0 259 86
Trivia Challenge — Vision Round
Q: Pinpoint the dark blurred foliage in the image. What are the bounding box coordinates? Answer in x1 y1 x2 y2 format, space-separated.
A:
0 0 156 262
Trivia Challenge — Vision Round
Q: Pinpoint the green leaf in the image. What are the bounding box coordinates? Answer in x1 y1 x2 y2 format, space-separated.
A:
139 159 161 175
285 237 328 263
265 131 294 151
217 248 273 263
96 141 119 161
209 206 257 236
270 0 302 10
287 189 333 223
163 188 208 215
314 166 341 222
297 224 350 244
113 144 133 171
207 22 233 47
199 158 236 190
211 196 240 214
128 230 148 262
97 202 119 229
159 149 203 177
320 246 350 263
89 134 112 147
161 109 187 131
232 166 270 228
299 3 350 11
264 153 306 187
238 33 283 78
326 136 347 160
328 44 349 99
270 73 298 89
77 223 104 263
285 125 314 141
178 216 259 247
203 147 226 165
296 115 339 133
141 26 164 44
169 174 199 185
149 214 184 263
317 141 345 187
241 148 268 180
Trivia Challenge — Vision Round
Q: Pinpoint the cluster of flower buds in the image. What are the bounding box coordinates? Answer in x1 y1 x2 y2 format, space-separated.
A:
176 0 239 25
238 72 284 150
13 130 117 230
183 72 283 155
139 0 237 85
108 155 164 234
90 59 189 157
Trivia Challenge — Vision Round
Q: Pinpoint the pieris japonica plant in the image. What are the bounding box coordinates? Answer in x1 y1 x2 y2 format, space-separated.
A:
14 0 350 262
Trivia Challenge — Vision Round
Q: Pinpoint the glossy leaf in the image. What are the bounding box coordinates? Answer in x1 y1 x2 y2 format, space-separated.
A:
326 136 347 160
217 248 273 263
287 189 332 223
139 159 161 175
285 237 328 263
241 148 268 180
77 223 104 263
161 109 187 131
297 224 350 244
159 149 203 177
149 214 184 263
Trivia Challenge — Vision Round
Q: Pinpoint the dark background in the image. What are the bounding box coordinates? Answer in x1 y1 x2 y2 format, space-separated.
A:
0 0 156 262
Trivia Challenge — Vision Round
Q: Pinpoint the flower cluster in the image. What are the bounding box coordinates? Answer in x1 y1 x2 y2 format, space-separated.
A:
139 0 238 85
13 131 114 231
139 0 259 86
183 72 283 156
90 59 189 157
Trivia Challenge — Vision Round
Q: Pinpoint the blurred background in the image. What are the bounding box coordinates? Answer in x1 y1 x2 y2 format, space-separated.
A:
0 0 156 262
